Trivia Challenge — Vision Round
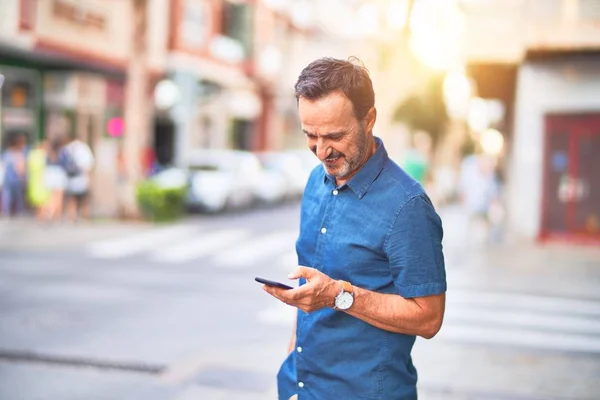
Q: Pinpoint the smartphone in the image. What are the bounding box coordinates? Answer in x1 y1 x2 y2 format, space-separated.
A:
0 74 4 89
255 277 293 290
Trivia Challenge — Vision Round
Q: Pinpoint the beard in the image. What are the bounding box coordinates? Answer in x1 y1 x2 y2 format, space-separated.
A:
322 126 369 179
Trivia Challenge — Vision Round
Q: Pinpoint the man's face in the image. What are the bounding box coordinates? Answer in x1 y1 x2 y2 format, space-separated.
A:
298 90 373 182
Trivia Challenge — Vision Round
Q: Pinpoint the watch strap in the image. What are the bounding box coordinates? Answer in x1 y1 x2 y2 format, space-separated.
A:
340 280 353 294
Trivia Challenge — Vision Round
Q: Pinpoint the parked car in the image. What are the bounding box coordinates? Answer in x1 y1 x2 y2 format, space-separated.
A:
253 154 289 205
256 151 309 199
185 149 260 213
284 148 320 177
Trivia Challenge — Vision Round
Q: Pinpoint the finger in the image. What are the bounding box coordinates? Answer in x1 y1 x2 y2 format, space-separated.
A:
266 286 313 309
288 266 314 280
264 286 295 303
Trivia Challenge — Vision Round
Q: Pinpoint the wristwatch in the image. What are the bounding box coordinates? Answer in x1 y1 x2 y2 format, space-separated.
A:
333 280 354 310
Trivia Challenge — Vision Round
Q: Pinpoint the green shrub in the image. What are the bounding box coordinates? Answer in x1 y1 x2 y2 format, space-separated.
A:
136 180 186 222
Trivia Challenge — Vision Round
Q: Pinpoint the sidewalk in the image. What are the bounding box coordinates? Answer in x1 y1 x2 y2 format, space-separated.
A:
440 205 600 300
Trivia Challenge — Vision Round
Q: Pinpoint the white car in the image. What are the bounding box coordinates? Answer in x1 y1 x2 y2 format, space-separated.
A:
256 151 310 199
185 149 260 213
284 149 320 180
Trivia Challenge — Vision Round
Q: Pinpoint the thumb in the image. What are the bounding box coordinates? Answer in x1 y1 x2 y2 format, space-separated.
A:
288 266 313 280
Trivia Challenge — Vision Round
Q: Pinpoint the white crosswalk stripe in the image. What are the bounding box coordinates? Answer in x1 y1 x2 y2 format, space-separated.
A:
149 229 251 264
86 225 300 270
86 225 199 259
439 324 600 353
443 307 600 334
257 288 600 353
448 289 600 317
211 231 298 269
439 289 600 353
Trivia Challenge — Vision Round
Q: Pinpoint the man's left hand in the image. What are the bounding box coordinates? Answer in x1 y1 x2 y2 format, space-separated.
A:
263 266 340 313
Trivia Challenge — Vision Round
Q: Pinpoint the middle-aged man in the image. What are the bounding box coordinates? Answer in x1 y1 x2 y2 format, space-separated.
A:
262 57 447 400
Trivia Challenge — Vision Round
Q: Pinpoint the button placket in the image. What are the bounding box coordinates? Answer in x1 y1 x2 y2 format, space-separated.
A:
312 183 337 267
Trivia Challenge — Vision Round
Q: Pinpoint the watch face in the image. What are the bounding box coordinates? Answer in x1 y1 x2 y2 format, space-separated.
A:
335 292 354 310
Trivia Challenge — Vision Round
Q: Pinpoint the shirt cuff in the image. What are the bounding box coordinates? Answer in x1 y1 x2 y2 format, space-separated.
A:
396 281 447 298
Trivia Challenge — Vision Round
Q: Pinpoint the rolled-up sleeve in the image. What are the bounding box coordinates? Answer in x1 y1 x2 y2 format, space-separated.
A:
385 194 447 298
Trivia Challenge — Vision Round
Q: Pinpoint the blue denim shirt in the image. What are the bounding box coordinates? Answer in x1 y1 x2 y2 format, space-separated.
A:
277 138 446 400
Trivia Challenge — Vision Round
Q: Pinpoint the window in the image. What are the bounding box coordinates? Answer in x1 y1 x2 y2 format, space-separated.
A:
220 1 254 57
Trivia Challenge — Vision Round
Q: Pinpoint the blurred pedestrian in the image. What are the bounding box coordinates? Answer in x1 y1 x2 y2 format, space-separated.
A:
1 132 28 218
27 140 51 220
401 130 431 186
64 136 94 222
43 136 72 222
457 152 501 245
262 58 446 400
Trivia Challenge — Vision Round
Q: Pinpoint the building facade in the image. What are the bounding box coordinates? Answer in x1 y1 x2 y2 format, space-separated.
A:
0 0 170 216
461 0 600 243
0 0 320 217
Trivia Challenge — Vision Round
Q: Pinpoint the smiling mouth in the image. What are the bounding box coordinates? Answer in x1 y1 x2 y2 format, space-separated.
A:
324 155 340 164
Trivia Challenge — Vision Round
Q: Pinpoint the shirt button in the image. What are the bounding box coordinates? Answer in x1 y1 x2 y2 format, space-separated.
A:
297 346 302 353
298 382 305 388
321 227 327 234
332 189 339 195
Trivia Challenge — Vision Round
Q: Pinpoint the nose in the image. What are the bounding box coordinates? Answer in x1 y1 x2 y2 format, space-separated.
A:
315 139 331 161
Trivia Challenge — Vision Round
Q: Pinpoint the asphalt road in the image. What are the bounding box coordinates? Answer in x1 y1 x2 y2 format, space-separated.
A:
1 202 600 400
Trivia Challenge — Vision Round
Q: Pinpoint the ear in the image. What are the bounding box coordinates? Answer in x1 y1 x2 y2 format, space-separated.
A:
363 107 377 134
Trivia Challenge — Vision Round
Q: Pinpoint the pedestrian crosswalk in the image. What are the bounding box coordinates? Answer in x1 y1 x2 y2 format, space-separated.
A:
440 289 600 353
87 225 200 259
83 223 600 354
257 288 600 354
212 231 298 268
85 224 299 269
150 228 251 264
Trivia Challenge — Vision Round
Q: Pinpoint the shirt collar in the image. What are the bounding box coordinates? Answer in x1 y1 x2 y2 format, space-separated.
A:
323 136 388 199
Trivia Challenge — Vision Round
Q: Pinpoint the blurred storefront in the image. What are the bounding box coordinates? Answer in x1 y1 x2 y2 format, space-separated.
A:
510 53 600 244
165 0 262 167
457 0 600 244
0 66 42 149
251 1 306 152
43 72 130 216
0 0 169 217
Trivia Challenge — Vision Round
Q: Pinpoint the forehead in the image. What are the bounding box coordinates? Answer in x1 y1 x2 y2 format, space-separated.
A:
298 90 355 132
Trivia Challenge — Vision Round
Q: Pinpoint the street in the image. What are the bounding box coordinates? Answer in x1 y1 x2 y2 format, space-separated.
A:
1 203 600 400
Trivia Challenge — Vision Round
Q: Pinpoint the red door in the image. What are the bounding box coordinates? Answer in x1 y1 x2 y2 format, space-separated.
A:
541 114 600 243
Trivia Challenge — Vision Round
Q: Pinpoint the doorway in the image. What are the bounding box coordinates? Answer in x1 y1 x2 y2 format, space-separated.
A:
541 113 600 242
231 118 254 151
154 118 175 166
